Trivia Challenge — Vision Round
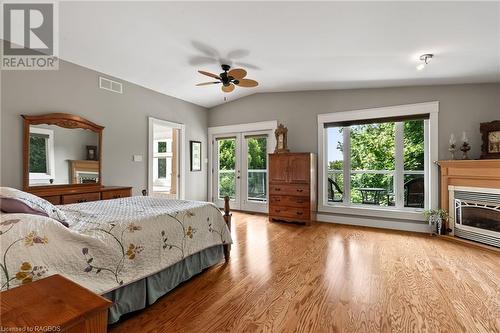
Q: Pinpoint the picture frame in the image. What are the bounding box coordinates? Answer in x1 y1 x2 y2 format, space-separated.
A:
190 141 202 171
86 145 98 161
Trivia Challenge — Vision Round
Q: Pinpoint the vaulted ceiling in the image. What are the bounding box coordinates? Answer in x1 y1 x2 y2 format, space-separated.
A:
59 1 500 108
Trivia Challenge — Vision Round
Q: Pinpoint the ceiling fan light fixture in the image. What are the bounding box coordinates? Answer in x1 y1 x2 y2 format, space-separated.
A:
196 64 258 93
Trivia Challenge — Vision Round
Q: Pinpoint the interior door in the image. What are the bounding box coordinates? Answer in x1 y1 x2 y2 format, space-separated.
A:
214 135 241 210
149 119 180 199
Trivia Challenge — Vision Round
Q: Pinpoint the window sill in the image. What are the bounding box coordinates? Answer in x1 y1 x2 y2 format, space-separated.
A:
319 203 426 221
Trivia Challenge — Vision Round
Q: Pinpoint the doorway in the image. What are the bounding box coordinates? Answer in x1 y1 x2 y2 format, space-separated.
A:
148 117 185 199
212 130 273 213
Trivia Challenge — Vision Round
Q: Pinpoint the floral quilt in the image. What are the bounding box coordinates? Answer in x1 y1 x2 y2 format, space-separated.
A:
0 197 232 294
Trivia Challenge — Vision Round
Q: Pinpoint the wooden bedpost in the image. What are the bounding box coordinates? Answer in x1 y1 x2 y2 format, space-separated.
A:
223 196 232 261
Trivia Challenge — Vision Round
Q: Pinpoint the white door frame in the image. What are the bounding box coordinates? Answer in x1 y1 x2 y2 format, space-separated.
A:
148 117 185 199
208 120 278 210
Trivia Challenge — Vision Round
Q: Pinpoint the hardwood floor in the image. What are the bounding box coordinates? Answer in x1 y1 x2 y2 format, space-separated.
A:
110 212 500 333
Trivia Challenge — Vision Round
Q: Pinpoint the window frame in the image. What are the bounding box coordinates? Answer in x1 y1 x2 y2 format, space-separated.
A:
28 127 55 183
317 102 439 221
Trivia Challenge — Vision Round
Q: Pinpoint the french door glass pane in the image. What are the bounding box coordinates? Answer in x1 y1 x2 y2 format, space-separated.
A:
246 136 267 202
218 138 236 199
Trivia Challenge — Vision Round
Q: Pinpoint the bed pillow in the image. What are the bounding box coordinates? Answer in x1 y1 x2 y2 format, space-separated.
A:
0 187 69 226
0 196 49 217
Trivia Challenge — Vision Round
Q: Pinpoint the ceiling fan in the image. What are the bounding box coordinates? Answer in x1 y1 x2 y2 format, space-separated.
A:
196 64 258 93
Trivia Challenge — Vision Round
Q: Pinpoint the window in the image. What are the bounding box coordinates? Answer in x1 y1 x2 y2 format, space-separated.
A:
29 127 55 183
318 102 439 220
153 139 173 183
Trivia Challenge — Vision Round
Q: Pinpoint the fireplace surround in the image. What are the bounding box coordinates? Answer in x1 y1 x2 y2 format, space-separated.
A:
449 186 500 247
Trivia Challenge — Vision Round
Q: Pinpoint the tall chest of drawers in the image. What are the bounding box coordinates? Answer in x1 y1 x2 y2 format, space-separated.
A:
268 153 317 225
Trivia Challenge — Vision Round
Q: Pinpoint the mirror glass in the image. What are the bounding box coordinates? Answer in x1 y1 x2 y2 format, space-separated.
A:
28 124 100 186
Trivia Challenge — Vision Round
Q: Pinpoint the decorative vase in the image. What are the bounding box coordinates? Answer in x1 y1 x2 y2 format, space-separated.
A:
429 215 440 235
437 218 443 235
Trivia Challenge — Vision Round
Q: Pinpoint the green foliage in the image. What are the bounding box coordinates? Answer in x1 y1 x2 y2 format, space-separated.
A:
29 136 47 173
158 142 167 153
217 137 267 199
328 120 424 205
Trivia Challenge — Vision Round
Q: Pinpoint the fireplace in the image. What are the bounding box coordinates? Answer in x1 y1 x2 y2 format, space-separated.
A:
449 186 500 248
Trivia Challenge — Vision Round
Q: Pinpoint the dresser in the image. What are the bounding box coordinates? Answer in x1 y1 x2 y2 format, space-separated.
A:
0 274 111 332
28 186 132 205
268 153 317 225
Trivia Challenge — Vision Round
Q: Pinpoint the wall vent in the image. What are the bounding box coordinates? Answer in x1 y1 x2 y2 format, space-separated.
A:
99 76 123 94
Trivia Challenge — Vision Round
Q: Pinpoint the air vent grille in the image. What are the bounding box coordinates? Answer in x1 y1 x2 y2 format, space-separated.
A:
99 76 123 94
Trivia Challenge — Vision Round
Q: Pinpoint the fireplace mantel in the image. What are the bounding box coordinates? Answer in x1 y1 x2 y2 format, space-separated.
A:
438 159 500 210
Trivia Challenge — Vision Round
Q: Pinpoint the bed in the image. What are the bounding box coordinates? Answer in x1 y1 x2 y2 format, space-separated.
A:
0 190 232 323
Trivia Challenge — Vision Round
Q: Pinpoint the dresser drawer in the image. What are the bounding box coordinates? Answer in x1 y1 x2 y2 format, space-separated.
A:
269 184 309 196
62 192 101 204
42 195 61 205
269 205 310 220
101 189 131 200
270 195 309 208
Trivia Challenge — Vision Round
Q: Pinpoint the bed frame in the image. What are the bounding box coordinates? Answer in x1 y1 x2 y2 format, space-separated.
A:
223 196 232 261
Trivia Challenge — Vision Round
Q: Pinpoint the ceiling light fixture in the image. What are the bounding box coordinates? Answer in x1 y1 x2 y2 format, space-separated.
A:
416 53 433 71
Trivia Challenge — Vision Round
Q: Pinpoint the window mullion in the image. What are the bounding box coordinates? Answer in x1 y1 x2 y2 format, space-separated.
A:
394 122 404 208
343 127 351 205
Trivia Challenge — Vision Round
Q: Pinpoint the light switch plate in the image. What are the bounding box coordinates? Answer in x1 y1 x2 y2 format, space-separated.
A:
133 155 143 162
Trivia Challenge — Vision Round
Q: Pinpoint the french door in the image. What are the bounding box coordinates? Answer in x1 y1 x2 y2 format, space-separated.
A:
213 131 272 213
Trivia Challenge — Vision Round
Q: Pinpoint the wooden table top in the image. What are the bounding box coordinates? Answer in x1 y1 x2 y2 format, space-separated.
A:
0 274 111 329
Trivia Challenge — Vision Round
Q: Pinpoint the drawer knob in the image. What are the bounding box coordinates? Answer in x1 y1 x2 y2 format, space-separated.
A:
297 189 303 192
275 209 281 213
297 211 303 215
275 188 281 191
113 195 121 199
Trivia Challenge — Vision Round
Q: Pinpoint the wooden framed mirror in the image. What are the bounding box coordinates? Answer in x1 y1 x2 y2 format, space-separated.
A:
22 113 104 191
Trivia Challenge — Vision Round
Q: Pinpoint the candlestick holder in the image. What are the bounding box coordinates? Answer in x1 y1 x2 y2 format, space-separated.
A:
460 142 471 160
448 144 456 160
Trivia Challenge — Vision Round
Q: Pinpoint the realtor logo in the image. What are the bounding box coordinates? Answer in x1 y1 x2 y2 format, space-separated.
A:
2 2 58 70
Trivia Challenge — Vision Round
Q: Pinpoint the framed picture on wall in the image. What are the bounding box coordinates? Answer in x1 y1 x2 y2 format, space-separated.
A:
190 141 202 171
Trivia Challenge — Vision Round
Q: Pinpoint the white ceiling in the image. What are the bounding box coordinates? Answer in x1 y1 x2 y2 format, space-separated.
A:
59 1 500 108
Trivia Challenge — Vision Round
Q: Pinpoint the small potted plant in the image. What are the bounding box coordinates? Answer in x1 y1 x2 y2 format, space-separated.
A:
423 209 449 235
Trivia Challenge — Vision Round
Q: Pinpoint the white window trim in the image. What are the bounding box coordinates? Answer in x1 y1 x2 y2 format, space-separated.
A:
29 127 55 182
317 101 439 221
208 120 278 206
148 117 185 199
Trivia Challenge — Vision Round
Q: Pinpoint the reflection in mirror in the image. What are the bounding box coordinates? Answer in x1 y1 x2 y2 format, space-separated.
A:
29 124 100 186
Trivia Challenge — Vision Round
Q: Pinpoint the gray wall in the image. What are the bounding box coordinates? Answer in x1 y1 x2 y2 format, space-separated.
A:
209 84 500 160
1 60 209 200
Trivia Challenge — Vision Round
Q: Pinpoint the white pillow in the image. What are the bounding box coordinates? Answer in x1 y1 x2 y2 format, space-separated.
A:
0 187 68 223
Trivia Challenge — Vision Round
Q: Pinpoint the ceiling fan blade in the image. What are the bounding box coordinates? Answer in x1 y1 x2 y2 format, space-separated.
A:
235 79 258 87
222 84 235 93
228 68 247 79
198 70 221 79
196 81 220 86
